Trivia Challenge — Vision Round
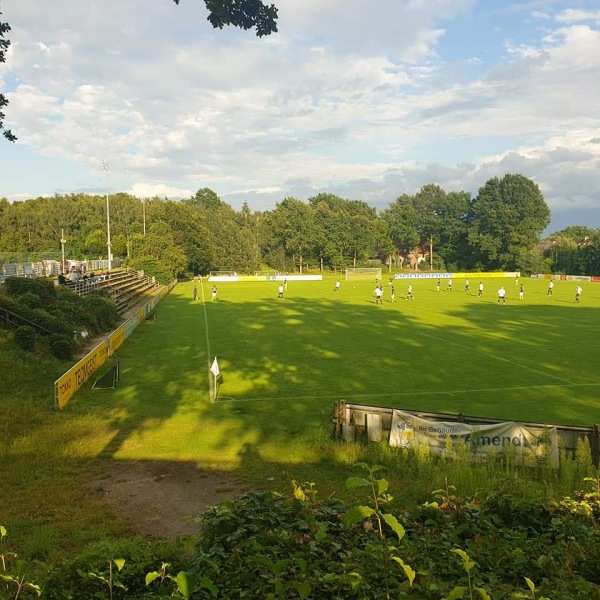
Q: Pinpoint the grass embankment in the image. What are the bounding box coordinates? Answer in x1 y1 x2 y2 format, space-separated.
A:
1 274 599 563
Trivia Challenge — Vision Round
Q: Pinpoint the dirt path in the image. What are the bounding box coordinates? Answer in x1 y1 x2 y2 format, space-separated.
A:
86 460 250 541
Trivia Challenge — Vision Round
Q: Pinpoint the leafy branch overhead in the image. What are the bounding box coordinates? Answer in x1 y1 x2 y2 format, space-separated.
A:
0 10 16 142
173 0 278 37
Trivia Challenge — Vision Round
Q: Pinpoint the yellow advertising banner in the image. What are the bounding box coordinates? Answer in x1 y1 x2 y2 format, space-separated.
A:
54 341 108 409
108 324 126 355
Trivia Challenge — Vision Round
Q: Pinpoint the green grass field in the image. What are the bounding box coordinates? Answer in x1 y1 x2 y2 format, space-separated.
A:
2 273 600 561
204 275 599 412
71 274 600 469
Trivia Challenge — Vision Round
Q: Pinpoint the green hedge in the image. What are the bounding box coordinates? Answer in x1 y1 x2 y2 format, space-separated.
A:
14 325 37 351
3 277 57 304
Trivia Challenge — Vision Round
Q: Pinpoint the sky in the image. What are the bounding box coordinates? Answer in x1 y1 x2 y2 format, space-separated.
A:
1 0 599 233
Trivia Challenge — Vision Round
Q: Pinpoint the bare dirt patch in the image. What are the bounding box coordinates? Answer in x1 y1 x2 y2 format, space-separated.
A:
86 459 250 541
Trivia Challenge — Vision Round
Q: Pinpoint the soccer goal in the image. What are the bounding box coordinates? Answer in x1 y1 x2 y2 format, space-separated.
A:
345 267 382 281
209 271 238 277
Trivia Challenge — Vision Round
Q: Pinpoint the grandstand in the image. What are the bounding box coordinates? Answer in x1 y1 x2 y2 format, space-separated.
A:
62 269 163 315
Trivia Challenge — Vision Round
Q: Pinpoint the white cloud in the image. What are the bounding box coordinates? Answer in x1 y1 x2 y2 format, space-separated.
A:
127 183 193 199
0 0 599 232
230 186 284 195
531 11 551 20
555 9 600 23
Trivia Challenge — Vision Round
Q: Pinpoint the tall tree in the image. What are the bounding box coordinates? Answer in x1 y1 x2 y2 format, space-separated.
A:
237 202 268 272
187 188 223 212
129 221 186 281
309 194 353 270
379 194 420 265
269 197 317 273
433 190 470 270
413 184 445 245
466 174 550 271
548 225 598 241
579 232 600 276
345 200 377 267
158 201 215 274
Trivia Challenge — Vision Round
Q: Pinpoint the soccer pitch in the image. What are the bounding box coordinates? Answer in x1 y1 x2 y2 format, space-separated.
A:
100 275 600 467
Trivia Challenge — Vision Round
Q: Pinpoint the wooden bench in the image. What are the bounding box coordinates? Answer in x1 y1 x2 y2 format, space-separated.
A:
115 281 161 315
59 268 162 316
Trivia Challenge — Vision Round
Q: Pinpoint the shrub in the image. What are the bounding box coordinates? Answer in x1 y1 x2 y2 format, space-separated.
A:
56 289 102 333
14 325 37 351
3 277 57 304
82 293 118 332
0 293 24 316
17 292 44 309
41 536 186 599
50 338 73 361
31 308 72 337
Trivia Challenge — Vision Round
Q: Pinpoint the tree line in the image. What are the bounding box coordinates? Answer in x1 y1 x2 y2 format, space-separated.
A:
1 172 599 283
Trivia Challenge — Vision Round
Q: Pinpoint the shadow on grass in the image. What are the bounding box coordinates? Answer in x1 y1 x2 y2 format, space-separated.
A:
77 279 600 470
2 276 600 555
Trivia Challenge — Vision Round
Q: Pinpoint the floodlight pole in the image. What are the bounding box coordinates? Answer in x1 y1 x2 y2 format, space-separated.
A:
102 159 113 268
142 198 146 235
430 236 433 272
60 228 66 272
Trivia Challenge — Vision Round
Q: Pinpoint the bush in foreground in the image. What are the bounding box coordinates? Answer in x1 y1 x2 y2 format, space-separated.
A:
3 469 600 598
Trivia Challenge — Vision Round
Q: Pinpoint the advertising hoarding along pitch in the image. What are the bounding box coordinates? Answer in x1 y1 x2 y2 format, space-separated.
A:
389 410 559 467
54 341 108 409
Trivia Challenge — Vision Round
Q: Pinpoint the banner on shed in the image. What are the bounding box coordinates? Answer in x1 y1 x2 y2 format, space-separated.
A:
389 410 559 467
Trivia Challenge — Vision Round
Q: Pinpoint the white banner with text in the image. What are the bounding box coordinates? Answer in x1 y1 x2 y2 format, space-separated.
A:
389 410 559 466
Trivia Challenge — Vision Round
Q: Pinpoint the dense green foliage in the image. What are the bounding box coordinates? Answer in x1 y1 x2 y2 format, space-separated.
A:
545 229 600 276
49 337 73 360
4 468 600 598
13 324 36 351
4 276 57 304
172 0 278 37
466 174 551 271
0 277 118 351
184 470 600 599
39 536 187 599
4 173 592 278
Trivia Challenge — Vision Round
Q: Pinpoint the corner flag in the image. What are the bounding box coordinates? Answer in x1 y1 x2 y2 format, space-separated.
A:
210 357 220 377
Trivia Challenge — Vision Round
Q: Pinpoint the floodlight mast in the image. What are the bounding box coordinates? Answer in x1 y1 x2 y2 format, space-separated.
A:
102 159 113 268
430 236 433 272
60 228 66 272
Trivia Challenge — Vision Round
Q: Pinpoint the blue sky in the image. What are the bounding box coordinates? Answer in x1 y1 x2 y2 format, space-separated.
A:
1 0 599 233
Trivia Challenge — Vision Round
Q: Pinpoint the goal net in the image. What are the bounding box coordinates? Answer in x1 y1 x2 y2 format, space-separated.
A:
209 271 239 277
345 267 382 281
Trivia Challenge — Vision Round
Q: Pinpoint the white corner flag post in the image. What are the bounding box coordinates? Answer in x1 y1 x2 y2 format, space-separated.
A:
210 357 220 403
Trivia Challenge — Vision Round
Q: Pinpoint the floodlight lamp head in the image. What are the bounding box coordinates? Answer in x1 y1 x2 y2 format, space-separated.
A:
102 158 108 171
